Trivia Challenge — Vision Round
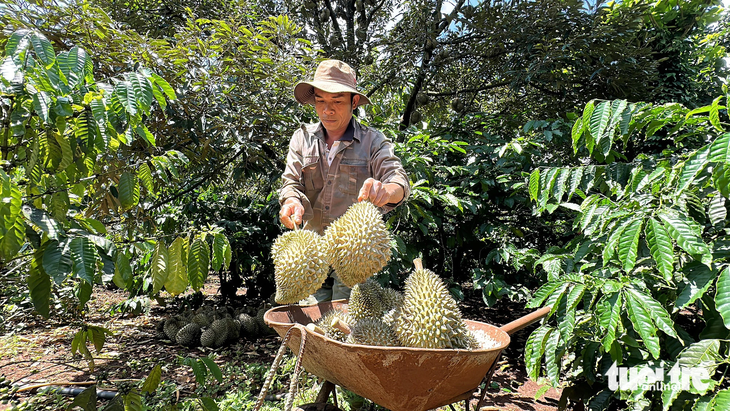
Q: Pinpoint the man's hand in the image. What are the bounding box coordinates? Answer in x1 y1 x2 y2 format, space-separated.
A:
279 198 304 229
357 178 404 207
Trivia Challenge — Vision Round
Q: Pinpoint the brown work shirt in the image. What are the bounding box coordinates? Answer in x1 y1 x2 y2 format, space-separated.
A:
279 118 410 234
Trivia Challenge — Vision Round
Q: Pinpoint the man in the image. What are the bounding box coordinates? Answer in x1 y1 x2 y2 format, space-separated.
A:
278 59 410 303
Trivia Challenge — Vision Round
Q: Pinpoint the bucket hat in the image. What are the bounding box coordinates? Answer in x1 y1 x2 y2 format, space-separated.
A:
294 60 371 107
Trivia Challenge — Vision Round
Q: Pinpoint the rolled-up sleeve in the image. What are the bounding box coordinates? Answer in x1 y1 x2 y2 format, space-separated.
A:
370 133 411 212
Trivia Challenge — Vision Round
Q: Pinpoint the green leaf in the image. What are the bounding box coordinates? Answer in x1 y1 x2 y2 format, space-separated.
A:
32 91 51 124
627 287 678 339
42 240 73 284
212 233 230 271
715 266 730 329
54 132 73 171
709 132 730 163
149 72 176 100
187 237 210 291
714 389 730 410
128 72 154 114
618 218 642 272
200 357 222 382
657 210 712 266
187 358 207 385
30 32 56 67
525 325 552 381
70 237 98 284
70 385 97 411
712 164 730 198
151 241 168 295
28 259 51 318
0 171 24 262
708 195 727 226
590 101 611 149
164 237 188 296
645 218 674 282
603 217 630 265
114 81 136 116
625 289 661 358
141 364 162 394
710 96 723 132
58 46 88 88
90 97 109 149
676 339 723 371
4 30 32 62
544 329 561 384
135 125 156 146
599 293 622 351
676 262 715 310
137 163 154 195
113 252 132 290
529 169 541 202
571 115 584 154
123 390 142 411
75 111 93 154
118 172 140 211
677 146 710 196
567 167 584 201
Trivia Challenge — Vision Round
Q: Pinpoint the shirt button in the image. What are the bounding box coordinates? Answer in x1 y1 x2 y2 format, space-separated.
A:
325 206 330 210
327 180 332 185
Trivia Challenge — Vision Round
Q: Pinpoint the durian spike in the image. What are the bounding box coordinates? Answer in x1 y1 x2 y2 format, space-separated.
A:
288 215 300 230
330 317 352 335
413 258 423 271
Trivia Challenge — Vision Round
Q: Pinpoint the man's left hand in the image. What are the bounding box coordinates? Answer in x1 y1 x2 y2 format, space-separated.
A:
358 178 404 207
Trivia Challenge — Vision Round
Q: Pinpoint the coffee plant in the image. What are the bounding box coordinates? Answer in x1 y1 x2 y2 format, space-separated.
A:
525 96 730 409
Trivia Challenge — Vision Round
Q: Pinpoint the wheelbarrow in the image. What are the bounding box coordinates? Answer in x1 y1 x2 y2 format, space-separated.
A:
261 300 551 411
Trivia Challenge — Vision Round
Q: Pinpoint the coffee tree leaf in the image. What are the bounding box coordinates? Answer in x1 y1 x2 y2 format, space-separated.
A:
628 287 678 339
715 266 730 329
188 237 210 291
42 239 72 284
70 385 97 411
123 390 142 411
709 132 730 163
151 241 168 295
29 31 55 67
164 237 188 296
676 262 715 310
200 357 222 383
137 163 154 196
677 146 710 196
525 325 552 381
645 217 674 281
118 172 140 210
28 259 51 318
618 218 642 272
141 364 162 394
599 292 623 351
70 237 98 284
589 101 611 152
625 289 661 358
658 210 712 266
113 252 132 290
529 168 540 201
58 46 87 89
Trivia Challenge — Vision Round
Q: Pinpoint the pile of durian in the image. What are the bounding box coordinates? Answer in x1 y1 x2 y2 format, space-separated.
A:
272 201 391 304
309 260 481 350
157 304 275 348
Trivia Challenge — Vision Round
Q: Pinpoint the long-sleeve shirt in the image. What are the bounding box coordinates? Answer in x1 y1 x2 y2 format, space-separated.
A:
279 117 410 234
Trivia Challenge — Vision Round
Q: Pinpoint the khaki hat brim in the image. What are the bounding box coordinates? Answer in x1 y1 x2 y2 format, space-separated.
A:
294 80 372 107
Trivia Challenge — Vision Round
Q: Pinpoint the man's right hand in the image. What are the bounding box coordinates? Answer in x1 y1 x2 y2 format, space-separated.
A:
279 198 304 229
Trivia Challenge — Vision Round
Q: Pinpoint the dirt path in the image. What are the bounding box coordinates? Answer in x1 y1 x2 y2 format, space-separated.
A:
0 281 560 410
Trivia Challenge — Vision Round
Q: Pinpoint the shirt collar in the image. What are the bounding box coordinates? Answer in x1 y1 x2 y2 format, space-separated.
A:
315 117 357 142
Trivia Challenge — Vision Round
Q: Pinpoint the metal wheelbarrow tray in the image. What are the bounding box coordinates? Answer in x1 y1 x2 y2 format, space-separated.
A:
264 301 551 411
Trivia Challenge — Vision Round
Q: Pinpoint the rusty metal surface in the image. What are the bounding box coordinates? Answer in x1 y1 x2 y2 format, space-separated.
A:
265 302 511 411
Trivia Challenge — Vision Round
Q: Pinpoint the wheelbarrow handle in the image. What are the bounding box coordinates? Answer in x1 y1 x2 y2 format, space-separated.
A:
499 306 552 335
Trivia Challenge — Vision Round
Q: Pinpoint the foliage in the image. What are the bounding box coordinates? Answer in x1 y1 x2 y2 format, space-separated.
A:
525 96 730 409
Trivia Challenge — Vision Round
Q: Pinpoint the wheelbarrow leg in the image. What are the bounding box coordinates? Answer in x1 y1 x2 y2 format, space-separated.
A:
475 352 503 410
315 381 335 404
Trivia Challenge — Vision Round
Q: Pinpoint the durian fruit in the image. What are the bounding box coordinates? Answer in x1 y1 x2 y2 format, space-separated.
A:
380 287 403 313
163 317 184 341
256 307 275 335
348 279 385 321
314 309 352 342
272 230 329 304
191 313 211 328
238 313 259 336
323 202 392 287
211 319 232 347
200 328 217 348
346 318 399 346
176 323 201 347
394 259 475 349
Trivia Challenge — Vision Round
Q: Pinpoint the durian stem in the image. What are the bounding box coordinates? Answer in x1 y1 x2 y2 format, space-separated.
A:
330 317 352 335
413 258 423 271
253 327 294 411
306 323 326 335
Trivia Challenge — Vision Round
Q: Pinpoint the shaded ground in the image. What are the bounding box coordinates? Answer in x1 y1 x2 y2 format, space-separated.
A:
0 279 560 410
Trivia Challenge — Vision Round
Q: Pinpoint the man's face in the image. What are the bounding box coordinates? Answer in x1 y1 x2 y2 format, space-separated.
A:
314 89 360 137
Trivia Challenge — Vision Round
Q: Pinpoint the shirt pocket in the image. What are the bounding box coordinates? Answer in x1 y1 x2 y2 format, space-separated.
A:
338 158 368 196
302 157 324 192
